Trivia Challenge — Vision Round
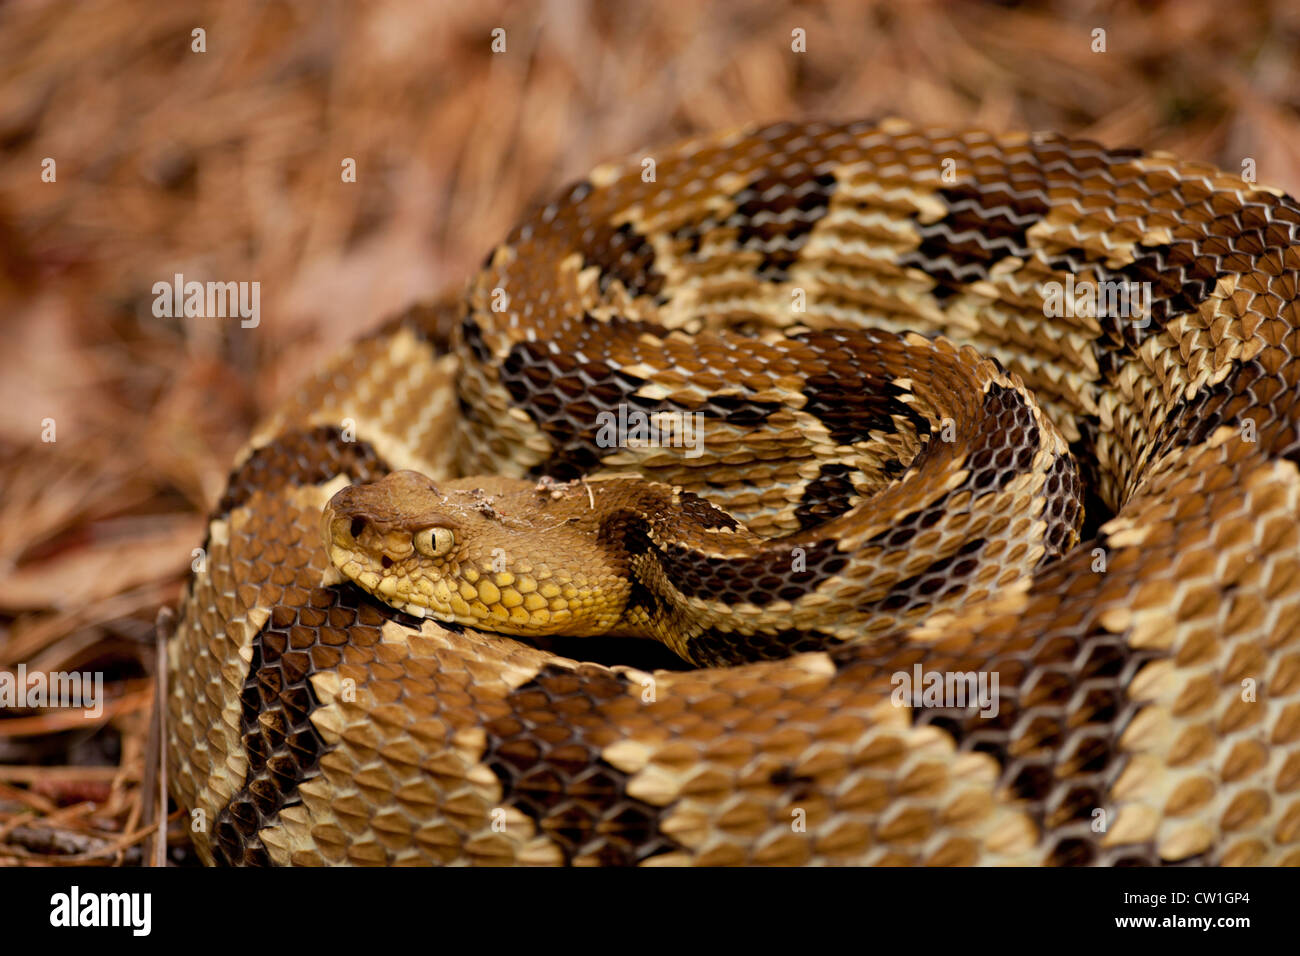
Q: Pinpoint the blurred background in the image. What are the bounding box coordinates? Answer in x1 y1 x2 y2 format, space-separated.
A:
0 0 1297 864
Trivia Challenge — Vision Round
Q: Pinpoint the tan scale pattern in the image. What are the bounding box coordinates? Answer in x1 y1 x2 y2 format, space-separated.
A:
169 120 1300 865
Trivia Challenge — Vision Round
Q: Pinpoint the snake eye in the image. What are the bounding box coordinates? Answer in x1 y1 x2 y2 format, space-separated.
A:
413 526 455 558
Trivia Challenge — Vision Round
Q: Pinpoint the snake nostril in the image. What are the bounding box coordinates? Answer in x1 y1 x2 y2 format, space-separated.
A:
350 517 366 539
381 555 393 569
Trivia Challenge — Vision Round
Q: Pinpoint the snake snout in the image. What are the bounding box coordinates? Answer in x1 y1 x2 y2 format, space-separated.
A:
320 502 350 552
320 488 371 555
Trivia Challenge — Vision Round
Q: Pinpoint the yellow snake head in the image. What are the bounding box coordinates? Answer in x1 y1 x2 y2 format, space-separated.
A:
321 470 634 635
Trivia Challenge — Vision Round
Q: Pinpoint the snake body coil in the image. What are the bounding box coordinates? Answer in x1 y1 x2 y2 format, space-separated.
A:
168 120 1300 866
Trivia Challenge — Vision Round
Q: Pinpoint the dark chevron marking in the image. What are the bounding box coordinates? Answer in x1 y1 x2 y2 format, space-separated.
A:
580 220 665 300
793 462 862 530
212 583 424 867
969 383 1041 493
215 426 390 520
686 625 846 667
731 169 838 280
900 183 1050 298
651 537 847 608
480 663 683 865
